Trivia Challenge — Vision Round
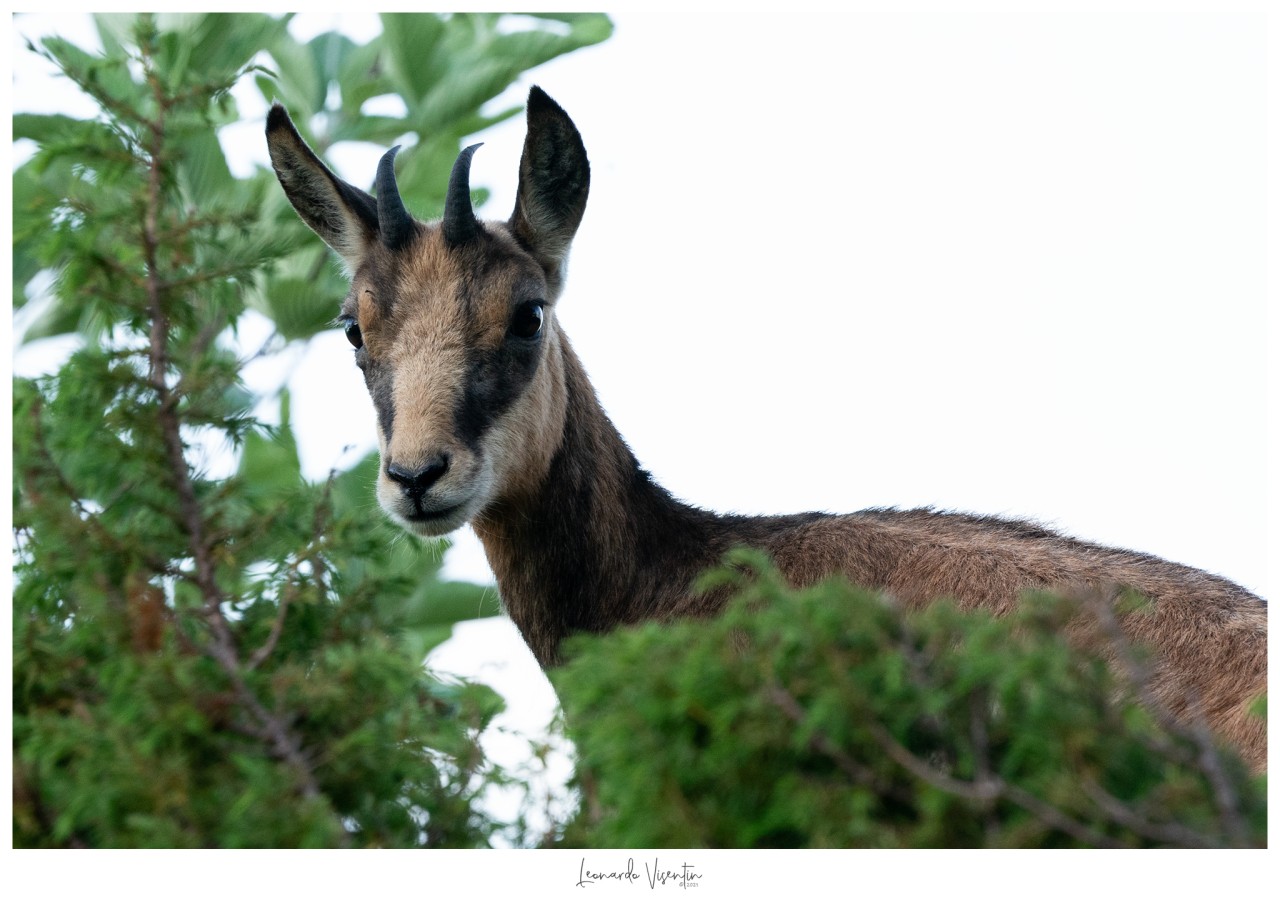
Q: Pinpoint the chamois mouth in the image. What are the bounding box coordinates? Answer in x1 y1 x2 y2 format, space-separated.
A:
393 501 473 538
381 478 491 538
403 502 463 524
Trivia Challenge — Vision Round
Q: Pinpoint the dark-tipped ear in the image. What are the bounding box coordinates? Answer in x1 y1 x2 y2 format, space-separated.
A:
266 103 379 271
509 87 590 295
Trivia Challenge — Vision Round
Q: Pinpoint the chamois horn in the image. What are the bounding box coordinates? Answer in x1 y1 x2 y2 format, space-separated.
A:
375 146 414 251
443 143 484 247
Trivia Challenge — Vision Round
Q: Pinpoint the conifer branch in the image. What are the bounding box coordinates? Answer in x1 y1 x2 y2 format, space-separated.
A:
135 38 336 830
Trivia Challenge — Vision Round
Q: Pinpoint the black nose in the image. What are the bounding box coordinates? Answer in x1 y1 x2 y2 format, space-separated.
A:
386 456 449 499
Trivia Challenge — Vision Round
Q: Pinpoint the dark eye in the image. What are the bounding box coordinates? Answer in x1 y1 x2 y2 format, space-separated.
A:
340 316 363 349
510 301 544 339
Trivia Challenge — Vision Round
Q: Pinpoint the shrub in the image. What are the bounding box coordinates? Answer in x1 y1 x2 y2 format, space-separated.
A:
553 550 1265 848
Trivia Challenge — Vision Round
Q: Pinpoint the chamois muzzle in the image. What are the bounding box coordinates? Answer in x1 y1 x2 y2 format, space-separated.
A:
386 456 450 502
443 143 484 247
376 146 414 251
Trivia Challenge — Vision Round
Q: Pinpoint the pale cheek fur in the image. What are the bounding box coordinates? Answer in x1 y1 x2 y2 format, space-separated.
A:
481 334 566 505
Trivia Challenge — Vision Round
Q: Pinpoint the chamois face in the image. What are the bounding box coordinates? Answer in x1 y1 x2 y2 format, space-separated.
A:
339 226 564 536
267 87 589 537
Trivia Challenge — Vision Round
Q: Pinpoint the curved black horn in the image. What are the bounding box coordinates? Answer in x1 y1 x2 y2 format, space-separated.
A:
442 143 483 247
375 146 414 251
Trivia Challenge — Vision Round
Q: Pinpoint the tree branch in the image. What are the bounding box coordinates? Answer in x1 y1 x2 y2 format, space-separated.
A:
135 49 339 838
1076 777 1215 848
1074 587 1247 845
766 684 882 791
864 721 1122 848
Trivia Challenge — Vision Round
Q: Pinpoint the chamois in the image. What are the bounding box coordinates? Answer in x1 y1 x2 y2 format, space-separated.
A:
267 87 1267 772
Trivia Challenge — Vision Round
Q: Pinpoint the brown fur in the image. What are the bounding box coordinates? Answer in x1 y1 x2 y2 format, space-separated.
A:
470 332 1267 771
266 91 1267 773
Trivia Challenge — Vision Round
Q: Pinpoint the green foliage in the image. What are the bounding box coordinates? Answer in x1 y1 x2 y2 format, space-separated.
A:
553 550 1266 848
16 11 612 345
12 12 610 848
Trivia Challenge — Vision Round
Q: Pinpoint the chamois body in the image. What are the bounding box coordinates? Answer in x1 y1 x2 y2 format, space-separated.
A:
473 327 1267 771
267 87 1267 772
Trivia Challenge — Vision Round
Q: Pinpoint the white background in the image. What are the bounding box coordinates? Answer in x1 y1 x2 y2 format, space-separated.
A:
10 1 1276 878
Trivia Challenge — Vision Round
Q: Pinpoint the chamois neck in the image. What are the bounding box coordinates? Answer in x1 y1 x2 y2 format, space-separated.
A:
472 334 724 666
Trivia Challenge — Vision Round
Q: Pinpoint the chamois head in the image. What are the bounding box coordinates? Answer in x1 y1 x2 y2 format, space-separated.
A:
267 87 590 537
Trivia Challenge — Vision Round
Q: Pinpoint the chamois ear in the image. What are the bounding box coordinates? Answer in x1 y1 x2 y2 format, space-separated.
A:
509 87 590 294
266 103 380 272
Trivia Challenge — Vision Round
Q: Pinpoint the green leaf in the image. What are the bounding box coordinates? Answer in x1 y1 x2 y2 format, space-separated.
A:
237 390 301 496
172 125 235 207
182 13 289 83
262 29 323 116
337 40 391 116
92 13 134 58
330 452 382 518
12 162 49 309
306 30 357 95
13 113 107 146
488 19 611 77
260 276 338 341
406 579 501 628
328 115 414 147
378 13 445 104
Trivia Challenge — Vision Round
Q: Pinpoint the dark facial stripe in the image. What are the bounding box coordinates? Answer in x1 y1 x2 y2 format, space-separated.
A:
363 358 395 446
454 335 543 449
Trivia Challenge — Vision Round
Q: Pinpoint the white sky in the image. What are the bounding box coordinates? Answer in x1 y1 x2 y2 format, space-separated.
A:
9 3 1278 873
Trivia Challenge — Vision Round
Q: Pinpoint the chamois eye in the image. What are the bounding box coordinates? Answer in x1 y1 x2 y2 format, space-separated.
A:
340 316 363 349
510 301 544 339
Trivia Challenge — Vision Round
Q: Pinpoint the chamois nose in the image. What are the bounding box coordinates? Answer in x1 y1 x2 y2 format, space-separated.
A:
386 456 450 499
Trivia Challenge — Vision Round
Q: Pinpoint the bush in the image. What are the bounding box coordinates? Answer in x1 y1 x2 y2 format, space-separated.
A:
553 550 1266 848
